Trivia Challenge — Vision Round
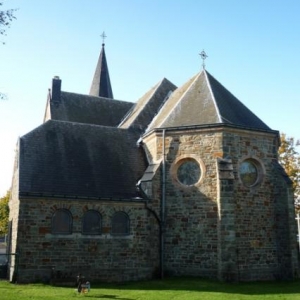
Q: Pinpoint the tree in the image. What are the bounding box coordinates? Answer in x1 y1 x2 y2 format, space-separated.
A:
0 2 17 100
278 133 300 212
0 191 10 235
0 2 16 41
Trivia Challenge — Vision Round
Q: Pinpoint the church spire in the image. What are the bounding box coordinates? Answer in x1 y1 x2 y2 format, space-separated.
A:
89 32 114 99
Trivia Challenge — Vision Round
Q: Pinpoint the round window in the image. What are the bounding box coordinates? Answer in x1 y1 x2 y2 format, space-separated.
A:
177 159 201 186
239 160 259 187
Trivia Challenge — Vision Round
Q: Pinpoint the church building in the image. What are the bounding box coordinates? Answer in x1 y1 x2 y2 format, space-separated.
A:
8 41 299 283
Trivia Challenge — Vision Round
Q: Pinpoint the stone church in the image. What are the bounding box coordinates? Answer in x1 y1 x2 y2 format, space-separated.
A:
8 42 299 283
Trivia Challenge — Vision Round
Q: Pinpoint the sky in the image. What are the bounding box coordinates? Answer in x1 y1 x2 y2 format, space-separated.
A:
0 0 299 197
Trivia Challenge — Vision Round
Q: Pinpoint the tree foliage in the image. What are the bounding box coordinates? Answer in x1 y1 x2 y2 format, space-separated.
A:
0 2 16 40
0 2 16 100
278 133 300 211
0 191 10 235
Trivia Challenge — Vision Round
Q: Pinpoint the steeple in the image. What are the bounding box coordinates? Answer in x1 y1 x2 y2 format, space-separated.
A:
89 33 114 99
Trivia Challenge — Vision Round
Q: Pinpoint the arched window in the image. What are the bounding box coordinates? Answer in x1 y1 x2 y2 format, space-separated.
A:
82 210 102 235
51 209 72 234
111 211 130 235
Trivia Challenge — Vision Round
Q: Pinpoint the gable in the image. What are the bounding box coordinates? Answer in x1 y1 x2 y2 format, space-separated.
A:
119 78 177 132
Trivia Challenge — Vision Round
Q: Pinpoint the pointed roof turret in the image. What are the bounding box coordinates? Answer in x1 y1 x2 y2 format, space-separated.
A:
89 33 114 98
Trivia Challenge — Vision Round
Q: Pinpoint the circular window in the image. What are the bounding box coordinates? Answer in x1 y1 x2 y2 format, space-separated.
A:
177 159 201 186
239 159 259 187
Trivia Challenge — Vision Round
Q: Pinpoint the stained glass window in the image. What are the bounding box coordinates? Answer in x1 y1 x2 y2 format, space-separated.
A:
177 159 201 186
239 160 258 187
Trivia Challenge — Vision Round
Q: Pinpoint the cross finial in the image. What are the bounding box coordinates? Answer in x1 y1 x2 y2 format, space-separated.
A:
199 50 208 69
100 31 107 46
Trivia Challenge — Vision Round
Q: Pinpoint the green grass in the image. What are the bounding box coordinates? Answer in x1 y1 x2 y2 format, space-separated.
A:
1 277 300 300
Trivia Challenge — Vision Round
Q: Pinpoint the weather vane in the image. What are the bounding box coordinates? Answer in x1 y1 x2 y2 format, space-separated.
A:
199 50 208 69
101 31 107 45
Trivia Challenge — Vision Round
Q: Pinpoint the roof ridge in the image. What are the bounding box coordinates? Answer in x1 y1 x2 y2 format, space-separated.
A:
43 119 130 131
61 90 133 104
118 78 176 131
206 71 271 130
147 72 201 130
118 80 161 127
204 70 222 123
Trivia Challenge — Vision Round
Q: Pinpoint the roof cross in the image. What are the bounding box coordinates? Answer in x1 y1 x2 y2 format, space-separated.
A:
101 31 107 45
199 50 208 69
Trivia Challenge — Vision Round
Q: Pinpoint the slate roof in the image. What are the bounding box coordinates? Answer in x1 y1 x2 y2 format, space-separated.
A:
19 120 147 199
119 78 177 132
89 43 114 98
19 61 275 202
49 91 133 126
147 70 271 132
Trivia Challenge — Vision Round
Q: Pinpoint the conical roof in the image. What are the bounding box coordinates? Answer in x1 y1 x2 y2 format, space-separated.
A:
89 43 114 98
147 69 271 131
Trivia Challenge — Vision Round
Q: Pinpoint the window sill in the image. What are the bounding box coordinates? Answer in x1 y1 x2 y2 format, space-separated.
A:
45 233 133 239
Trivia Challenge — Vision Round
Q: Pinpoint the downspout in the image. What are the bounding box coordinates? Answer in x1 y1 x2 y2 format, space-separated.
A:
161 129 166 278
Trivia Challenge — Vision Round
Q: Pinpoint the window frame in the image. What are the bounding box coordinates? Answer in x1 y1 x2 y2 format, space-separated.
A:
82 210 102 235
51 208 73 235
239 157 265 188
111 211 130 236
170 154 206 188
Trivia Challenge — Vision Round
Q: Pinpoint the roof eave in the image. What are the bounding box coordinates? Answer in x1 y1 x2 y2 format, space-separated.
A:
18 191 147 202
142 122 279 139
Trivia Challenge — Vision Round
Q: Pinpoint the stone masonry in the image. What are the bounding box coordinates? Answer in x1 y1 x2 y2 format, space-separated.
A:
8 124 299 283
8 63 299 283
9 198 160 283
143 125 298 281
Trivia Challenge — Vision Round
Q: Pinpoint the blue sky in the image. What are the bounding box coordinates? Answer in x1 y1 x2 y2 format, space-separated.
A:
0 0 299 196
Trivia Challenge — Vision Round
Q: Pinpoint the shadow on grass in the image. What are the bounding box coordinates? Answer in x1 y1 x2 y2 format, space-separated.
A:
89 277 300 296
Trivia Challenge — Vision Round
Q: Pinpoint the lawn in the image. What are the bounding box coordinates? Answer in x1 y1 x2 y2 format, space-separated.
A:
1 277 300 300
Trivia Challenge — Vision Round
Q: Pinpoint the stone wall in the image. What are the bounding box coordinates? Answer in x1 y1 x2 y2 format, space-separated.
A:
145 128 223 278
10 126 299 283
223 129 296 281
8 151 20 282
270 160 299 280
144 127 298 281
13 198 160 283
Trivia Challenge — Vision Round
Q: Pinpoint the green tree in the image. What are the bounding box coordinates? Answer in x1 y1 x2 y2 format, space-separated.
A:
278 133 300 211
0 191 10 235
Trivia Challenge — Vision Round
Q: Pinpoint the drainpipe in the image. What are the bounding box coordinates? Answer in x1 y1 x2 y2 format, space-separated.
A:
161 129 166 278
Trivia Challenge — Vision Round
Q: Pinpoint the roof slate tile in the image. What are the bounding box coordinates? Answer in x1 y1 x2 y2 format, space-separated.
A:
147 70 272 132
19 120 147 199
50 91 133 127
119 78 177 132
